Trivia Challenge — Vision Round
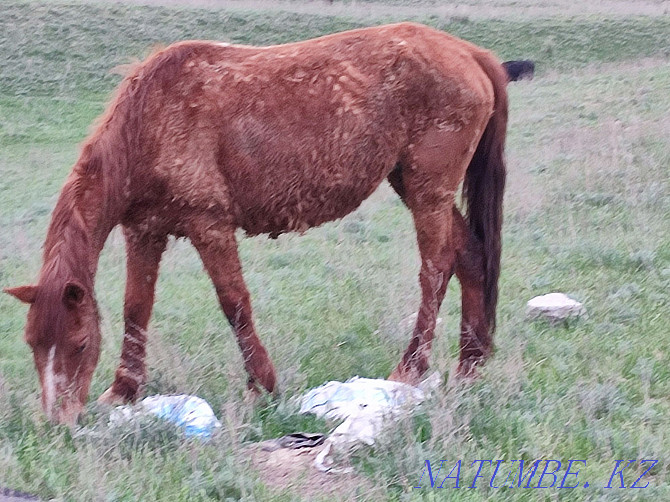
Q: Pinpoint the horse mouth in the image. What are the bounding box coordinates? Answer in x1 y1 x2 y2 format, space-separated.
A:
45 398 84 426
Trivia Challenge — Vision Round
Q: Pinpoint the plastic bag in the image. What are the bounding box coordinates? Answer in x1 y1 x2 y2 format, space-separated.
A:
110 394 221 439
300 377 426 445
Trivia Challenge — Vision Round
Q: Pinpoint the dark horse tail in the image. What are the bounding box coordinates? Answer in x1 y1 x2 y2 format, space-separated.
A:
462 51 508 332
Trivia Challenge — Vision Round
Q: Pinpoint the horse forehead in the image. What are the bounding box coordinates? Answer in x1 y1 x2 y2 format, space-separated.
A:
26 296 69 347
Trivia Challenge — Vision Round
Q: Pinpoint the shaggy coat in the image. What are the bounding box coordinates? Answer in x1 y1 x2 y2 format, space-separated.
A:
6 22 507 424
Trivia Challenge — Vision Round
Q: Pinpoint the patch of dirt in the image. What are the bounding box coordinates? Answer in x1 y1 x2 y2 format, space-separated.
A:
247 442 379 500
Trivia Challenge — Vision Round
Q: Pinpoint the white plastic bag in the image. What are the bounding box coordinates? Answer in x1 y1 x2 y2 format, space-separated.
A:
300 377 425 445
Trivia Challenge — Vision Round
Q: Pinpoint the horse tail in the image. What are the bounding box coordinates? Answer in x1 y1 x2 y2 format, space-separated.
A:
462 51 508 332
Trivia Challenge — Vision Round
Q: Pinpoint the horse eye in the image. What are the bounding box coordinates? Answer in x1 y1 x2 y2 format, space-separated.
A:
75 343 87 355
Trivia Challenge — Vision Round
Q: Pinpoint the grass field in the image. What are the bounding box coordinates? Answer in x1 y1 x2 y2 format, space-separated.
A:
0 0 669 500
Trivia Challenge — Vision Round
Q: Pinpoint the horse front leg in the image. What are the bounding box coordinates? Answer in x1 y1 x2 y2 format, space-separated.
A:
98 227 167 405
188 218 276 394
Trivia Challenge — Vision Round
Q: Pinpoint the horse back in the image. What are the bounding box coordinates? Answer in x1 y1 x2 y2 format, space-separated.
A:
124 23 500 236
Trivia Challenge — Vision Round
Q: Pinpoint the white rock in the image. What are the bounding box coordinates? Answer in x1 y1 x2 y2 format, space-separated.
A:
526 293 586 321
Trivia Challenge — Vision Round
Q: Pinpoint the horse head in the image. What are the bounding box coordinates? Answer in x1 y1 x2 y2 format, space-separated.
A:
5 277 101 425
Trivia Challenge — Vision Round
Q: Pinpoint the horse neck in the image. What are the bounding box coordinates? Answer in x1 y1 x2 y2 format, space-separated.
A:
41 154 126 288
41 71 138 287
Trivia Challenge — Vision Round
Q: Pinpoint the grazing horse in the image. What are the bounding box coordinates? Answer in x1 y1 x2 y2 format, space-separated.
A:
5 22 507 424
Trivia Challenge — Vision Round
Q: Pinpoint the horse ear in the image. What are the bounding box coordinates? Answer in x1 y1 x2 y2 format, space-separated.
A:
63 281 86 309
4 285 38 304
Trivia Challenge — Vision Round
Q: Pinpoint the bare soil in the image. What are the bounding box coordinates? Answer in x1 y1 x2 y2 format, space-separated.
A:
248 442 379 499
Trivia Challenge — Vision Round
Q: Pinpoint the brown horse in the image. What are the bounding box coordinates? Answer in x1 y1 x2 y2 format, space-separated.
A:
5 22 507 424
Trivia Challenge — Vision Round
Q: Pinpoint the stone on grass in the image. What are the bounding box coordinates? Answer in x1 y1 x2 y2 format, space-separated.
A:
526 293 586 322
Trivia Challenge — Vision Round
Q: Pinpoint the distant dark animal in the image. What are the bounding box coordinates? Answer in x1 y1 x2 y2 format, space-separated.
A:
503 60 535 81
5 22 507 425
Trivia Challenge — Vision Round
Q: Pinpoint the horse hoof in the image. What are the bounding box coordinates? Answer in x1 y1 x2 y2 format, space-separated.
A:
388 367 421 386
387 368 403 382
97 387 128 406
456 361 481 382
243 387 260 406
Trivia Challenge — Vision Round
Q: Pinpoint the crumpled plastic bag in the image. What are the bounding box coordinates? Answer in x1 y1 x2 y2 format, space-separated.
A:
299 376 428 446
110 394 221 439
299 376 439 472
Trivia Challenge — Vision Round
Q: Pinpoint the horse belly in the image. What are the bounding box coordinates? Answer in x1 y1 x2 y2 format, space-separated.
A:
222 123 398 235
231 153 394 236
218 95 404 235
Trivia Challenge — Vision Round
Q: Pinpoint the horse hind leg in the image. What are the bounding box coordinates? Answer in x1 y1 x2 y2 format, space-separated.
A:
388 124 486 384
452 207 492 377
99 227 167 405
388 190 455 384
388 174 492 382
187 215 277 394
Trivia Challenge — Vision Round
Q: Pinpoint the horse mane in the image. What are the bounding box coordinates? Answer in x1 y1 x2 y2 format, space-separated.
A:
43 42 199 258
32 44 197 345
86 43 201 223
32 179 93 345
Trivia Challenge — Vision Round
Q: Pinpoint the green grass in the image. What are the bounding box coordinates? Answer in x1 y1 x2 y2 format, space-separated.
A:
2 2 669 100
1 0 669 500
